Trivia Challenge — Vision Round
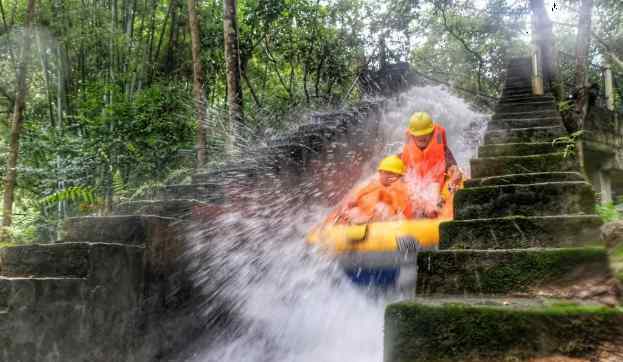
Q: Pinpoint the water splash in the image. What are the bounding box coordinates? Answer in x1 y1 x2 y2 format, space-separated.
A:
181 85 489 362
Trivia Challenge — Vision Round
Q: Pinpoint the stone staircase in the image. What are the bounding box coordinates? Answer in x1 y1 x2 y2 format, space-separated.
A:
385 58 623 362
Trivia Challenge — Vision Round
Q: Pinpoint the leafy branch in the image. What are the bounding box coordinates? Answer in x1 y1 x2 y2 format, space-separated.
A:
38 186 101 208
552 130 584 158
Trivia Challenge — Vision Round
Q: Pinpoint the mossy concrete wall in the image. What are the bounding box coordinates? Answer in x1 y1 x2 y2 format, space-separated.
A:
384 299 623 362
0 243 144 361
0 215 196 361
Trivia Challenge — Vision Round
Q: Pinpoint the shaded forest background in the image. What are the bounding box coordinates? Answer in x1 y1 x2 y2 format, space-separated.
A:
0 0 622 241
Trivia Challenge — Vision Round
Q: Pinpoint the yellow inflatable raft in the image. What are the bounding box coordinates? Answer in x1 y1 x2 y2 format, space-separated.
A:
306 218 445 254
306 217 448 288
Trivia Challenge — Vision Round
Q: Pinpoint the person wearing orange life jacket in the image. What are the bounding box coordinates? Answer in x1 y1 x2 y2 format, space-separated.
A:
400 112 463 218
324 156 413 225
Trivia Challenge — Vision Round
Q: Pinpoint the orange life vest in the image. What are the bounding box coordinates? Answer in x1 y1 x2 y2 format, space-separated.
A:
400 124 448 191
325 178 412 225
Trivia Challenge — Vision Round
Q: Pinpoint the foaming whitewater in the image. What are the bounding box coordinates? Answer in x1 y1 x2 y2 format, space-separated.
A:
182 85 489 362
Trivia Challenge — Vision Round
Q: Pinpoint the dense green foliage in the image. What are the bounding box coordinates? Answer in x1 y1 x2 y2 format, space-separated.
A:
2 0 623 241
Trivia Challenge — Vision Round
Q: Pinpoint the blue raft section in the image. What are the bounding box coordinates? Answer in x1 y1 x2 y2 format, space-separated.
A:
344 268 400 288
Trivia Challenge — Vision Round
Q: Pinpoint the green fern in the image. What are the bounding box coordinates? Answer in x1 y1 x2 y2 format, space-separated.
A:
112 170 127 199
163 167 192 184
38 186 99 207
552 130 584 158
558 100 573 113
129 181 165 200
597 203 620 223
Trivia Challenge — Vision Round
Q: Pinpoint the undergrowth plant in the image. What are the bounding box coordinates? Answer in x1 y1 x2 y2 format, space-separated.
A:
552 130 584 158
597 203 621 223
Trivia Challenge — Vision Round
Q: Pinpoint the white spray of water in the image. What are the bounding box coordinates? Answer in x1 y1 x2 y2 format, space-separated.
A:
183 86 489 362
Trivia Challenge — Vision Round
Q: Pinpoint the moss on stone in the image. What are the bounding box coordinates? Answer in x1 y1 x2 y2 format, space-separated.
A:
440 216 603 250
470 153 580 179
464 172 585 188
415 248 610 295
478 142 556 158
384 299 623 362
610 244 623 284
454 181 596 220
484 126 564 144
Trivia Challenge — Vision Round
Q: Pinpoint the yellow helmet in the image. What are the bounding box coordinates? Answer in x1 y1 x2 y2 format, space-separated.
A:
408 112 434 136
377 155 406 176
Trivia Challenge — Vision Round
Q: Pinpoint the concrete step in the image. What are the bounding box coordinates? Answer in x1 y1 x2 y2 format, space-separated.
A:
158 183 224 203
492 109 560 120
505 70 531 79
478 142 558 157
505 74 531 82
0 273 143 360
0 242 144 279
502 86 534 96
464 172 586 188
504 80 532 89
502 90 534 98
454 181 596 220
0 243 89 278
114 199 205 219
0 276 88 310
415 247 612 296
64 215 177 245
440 215 602 249
505 65 531 75
471 153 580 178
192 163 272 184
384 296 622 362
499 95 555 104
484 126 566 144
495 100 557 114
487 117 562 130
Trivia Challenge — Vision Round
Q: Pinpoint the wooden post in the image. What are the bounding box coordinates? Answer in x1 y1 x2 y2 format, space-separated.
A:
532 46 544 96
604 63 615 111
530 16 544 96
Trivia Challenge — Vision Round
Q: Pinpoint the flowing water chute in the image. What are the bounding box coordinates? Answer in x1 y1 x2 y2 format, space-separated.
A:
182 85 489 362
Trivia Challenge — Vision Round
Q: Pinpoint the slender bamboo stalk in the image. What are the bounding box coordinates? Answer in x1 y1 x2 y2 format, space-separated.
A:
187 0 207 166
223 0 243 151
1 0 36 239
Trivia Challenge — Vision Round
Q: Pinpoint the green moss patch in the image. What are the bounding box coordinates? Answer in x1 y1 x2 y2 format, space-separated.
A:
384 298 623 362
454 181 595 220
610 244 623 283
440 215 603 250
470 153 579 179
415 248 611 295
484 125 564 144
464 172 585 188
477 142 556 158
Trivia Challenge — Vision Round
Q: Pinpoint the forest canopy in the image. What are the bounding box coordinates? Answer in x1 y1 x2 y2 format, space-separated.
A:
1 0 622 241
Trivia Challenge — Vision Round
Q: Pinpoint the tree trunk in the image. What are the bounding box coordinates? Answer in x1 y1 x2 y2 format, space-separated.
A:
164 0 180 73
223 0 243 151
1 0 36 239
575 0 593 126
187 0 207 167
